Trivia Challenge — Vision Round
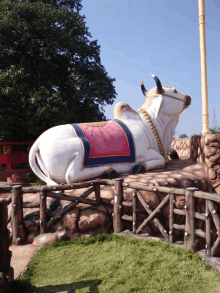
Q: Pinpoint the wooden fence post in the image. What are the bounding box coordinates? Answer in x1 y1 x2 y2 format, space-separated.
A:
40 190 47 234
0 199 14 293
184 187 197 252
208 200 220 256
169 194 174 243
94 184 101 205
11 185 23 245
205 199 211 256
113 178 124 233
132 190 137 233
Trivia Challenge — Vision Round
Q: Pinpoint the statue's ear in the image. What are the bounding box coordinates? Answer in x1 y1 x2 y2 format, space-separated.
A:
152 96 164 119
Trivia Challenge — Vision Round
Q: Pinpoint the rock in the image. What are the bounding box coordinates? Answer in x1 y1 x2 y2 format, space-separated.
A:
209 150 220 163
104 205 113 216
49 199 62 212
81 233 93 238
33 230 67 247
204 146 217 158
161 204 169 218
8 231 12 246
149 220 160 234
214 185 220 195
137 220 152 235
204 136 209 145
78 207 111 233
137 191 160 212
197 199 205 214
55 207 79 233
27 231 39 244
208 168 217 180
175 196 185 209
193 149 198 159
174 229 182 242
23 211 40 222
209 142 220 148
93 204 109 214
68 233 80 240
18 224 26 243
180 179 195 189
186 138 191 148
199 178 208 191
25 224 39 234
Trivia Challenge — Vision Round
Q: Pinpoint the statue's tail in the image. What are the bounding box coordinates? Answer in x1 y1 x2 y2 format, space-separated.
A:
29 138 58 186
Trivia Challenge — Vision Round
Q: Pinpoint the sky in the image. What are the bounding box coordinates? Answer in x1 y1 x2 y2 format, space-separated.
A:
81 0 220 138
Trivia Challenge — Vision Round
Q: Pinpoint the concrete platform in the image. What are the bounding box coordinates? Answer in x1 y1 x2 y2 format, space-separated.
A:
9 244 38 280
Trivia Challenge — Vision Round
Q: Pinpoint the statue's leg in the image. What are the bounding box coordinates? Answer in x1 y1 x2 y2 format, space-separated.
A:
65 153 114 183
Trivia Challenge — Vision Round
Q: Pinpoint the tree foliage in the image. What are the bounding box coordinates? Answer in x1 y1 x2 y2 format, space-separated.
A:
209 127 220 134
179 134 188 139
0 0 116 141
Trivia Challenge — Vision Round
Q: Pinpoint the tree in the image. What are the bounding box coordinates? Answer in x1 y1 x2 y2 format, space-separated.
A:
179 134 188 139
209 127 220 134
0 0 116 141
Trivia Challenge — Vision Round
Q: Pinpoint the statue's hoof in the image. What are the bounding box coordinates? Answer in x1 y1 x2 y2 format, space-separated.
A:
132 164 145 174
105 170 119 179
170 151 179 160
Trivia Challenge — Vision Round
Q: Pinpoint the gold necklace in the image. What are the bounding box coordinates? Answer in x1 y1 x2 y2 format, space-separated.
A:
138 108 169 164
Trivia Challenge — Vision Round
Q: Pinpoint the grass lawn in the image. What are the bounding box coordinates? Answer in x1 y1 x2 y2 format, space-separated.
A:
12 233 220 293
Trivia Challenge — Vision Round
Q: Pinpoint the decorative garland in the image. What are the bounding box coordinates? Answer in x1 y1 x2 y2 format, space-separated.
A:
138 108 169 164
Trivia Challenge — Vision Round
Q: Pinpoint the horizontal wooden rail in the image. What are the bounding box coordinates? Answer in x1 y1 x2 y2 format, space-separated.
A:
194 191 220 203
123 182 186 196
173 224 185 231
173 208 186 216
122 214 132 221
195 229 206 239
5 179 220 259
46 191 97 205
23 201 40 208
5 195 11 205
23 220 40 227
194 212 206 221
20 179 114 194
122 201 133 207
0 187 13 194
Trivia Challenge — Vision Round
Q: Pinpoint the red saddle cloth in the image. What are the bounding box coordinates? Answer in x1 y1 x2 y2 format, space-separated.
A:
71 119 135 166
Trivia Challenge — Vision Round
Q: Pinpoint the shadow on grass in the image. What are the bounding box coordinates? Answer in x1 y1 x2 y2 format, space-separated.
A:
10 278 102 293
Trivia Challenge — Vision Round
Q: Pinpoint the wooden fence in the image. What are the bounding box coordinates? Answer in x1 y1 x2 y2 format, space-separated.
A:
1 176 220 291
3 178 220 256
113 178 220 257
0 197 14 293
5 179 114 245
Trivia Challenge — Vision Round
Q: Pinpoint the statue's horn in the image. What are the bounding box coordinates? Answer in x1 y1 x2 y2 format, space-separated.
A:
141 80 147 96
151 74 163 94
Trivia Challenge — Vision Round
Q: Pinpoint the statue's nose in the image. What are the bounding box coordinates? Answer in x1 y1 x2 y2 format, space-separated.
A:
185 95 191 106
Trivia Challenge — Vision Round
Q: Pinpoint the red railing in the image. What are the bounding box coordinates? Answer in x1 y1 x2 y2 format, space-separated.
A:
0 141 34 171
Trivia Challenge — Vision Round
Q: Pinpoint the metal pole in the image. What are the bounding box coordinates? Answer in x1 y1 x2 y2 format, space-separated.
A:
198 0 210 134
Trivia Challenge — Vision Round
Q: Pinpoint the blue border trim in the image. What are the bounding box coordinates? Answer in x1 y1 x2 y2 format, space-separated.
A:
71 120 135 166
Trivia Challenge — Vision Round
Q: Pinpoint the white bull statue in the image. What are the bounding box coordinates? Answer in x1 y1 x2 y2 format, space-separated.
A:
29 74 191 186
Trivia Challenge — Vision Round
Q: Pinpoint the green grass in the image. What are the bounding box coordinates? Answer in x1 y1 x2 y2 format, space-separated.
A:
12 233 220 293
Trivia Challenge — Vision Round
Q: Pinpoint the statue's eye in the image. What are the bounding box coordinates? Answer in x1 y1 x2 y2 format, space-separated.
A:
174 89 177 93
